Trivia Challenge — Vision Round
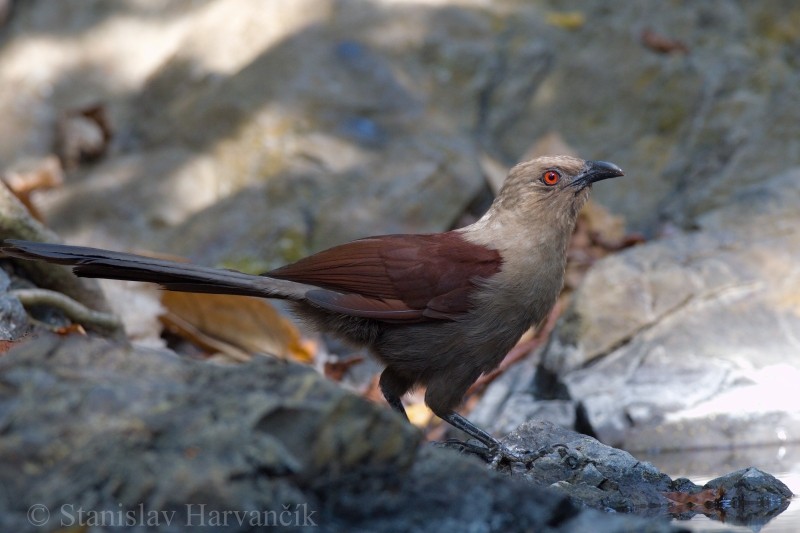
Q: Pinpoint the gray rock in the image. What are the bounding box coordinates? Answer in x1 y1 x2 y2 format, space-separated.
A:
0 268 30 340
501 420 791 526
504 420 675 512
0 175 110 313
0 334 690 533
6 1 796 256
706 468 792 522
8 0 493 265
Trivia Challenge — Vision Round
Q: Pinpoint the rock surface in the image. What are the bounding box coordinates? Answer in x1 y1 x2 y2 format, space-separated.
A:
2 1 798 253
502 420 791 526
0 334 694 533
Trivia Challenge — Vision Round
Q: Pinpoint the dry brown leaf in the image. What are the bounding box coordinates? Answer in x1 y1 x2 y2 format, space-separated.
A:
664 486 724 509
54 323 87 336
56 102 113 170
0 339 19 354
323 354 365 381
2 155 63 195
1 156 64 221
160 311 251 362
362 373 384 404
641 28 690 55
160 292 313 363
564 201 644 293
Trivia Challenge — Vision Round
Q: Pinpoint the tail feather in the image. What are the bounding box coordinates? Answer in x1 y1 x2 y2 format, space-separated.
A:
0 240 311 300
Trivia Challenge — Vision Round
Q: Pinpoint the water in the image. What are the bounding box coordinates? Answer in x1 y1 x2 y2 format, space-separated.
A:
639 445 800 531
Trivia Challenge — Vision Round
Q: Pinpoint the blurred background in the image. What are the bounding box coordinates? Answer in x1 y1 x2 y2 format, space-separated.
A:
1 0 799 527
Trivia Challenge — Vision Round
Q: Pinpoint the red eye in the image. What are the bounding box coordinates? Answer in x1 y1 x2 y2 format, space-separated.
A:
542 170 561 186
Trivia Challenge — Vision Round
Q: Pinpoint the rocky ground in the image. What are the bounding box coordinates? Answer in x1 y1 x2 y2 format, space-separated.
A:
1 0 799 531
0 333 790 532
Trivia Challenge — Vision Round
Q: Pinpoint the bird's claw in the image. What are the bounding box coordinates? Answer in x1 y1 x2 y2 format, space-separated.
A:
434 438 540 470
487 445 540 471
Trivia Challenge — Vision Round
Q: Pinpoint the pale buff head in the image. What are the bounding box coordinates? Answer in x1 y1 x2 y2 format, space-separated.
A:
492 155 623 221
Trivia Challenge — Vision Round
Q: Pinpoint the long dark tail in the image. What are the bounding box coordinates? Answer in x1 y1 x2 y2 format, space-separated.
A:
0 240 312 300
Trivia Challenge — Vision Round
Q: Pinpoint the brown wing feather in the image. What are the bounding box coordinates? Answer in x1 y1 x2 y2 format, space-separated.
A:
305 290 425 321
267 232 501 321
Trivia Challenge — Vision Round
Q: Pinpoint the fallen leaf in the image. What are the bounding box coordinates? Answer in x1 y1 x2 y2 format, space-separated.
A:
564 201 643 293
1 156 64 221
362 374 384 404
641 28 690 55
161 311 251 362
54 323 87 336
664 486 724 510
160 292 313 363
324 354 365 381
56 102 113 170
0 339 18 354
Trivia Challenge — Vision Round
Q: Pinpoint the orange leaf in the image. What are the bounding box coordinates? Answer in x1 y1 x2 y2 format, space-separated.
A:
323 354 365 381
160 292 314 363
663 486 724 508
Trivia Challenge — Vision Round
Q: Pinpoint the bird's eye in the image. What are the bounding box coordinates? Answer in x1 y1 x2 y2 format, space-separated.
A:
542 170 561 186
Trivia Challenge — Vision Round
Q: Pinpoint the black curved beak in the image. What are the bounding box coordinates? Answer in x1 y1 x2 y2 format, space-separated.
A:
573 160 624 189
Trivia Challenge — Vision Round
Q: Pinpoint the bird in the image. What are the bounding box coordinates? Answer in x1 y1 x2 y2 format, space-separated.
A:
1 155 623 459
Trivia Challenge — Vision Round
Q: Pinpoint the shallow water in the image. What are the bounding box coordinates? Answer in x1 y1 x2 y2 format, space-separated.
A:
639 445 800 531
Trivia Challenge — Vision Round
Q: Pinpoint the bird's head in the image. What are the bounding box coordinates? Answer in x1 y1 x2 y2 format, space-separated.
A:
493 155 624 221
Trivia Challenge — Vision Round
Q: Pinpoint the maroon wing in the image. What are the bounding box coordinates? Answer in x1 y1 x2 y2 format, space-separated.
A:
266 232 502 322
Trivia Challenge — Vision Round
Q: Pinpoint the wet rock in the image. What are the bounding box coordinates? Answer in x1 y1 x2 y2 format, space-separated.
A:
706 467 792 524
505 420 674 512
501 420 792 527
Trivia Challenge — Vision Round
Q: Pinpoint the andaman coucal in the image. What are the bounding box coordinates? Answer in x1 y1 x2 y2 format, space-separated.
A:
1 155 623 459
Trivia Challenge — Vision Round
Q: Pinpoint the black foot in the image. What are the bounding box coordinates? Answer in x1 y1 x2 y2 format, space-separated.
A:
433 411 542 470
433 438 542 470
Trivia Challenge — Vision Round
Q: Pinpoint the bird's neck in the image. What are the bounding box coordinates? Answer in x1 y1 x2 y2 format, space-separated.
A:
458 193 583 262
456 192 586 327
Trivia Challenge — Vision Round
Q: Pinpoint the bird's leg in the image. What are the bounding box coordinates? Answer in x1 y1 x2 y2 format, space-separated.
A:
440 411 500 450
379 368 412 421
381 368 534 468
436 411 537 469
424 376 533 466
